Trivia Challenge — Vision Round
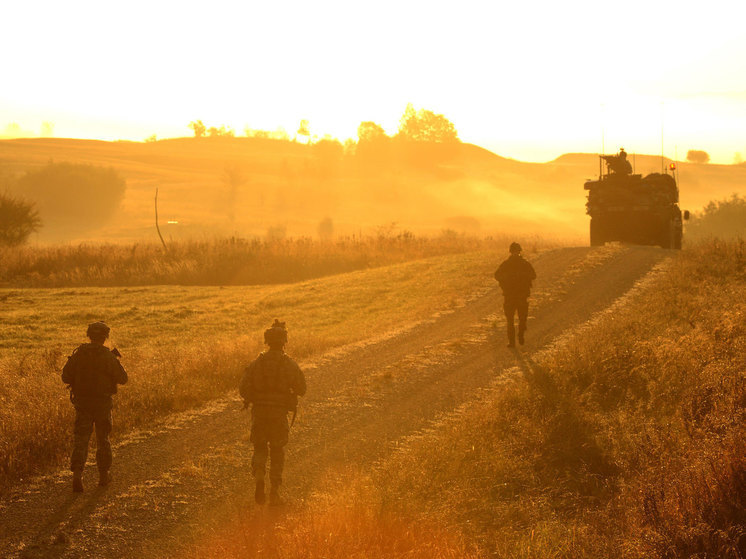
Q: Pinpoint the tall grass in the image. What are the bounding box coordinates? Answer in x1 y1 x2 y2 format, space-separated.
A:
0 233 531 287
374 238 746 558
198 240 745 558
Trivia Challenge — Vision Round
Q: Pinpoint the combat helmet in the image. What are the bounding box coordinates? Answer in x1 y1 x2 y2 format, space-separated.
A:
264 319 288 347
509 242 522 254
86 321 110 339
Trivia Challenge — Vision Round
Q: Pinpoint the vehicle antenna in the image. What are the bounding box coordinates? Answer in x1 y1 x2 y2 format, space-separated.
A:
600 103 605 155
600 104 605 178
661 101 665 174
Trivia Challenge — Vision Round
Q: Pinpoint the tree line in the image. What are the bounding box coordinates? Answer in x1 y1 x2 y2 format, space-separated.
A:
188 103 460 145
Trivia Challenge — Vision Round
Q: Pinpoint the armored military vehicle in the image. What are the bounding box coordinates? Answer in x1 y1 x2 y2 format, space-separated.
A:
584 149 689 249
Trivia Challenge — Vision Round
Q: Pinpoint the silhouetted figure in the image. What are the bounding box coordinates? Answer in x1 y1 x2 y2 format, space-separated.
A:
62 321 127 492
239 320 306 506
602 148 633 175
494 243 537 348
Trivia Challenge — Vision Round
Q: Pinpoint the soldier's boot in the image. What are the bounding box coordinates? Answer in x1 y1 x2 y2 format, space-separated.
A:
518 330 525 345
269 485 283 507
255 479 266 505
72 471 84 493
507 333 516 348
98 470 112 487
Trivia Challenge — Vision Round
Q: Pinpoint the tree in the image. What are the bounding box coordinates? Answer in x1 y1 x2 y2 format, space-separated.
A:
0 193 41 246
17 162 126 230
297 119 311 143
356 121 390 165
357 121 387 143
207 125 234 138
189 120 206 138
686 150 710 164
397 103 459 143
687 194 746 239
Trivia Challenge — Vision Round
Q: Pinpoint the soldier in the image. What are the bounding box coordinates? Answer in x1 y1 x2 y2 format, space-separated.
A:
239 320 306 506
494 242 537 348
61 321 127 492
603 148 633 175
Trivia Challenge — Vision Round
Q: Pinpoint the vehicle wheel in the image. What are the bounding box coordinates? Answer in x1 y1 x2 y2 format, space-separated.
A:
660 222 674 249
673 225 682 249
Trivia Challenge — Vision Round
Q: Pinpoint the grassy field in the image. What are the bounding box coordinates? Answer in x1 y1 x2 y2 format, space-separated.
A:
198 240 745 559
0 246 513 488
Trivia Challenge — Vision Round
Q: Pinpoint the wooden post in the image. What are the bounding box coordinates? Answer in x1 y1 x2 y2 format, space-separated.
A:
155 188 168 252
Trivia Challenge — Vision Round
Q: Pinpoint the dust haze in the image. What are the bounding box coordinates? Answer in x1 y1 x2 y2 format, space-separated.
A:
2 134 745 245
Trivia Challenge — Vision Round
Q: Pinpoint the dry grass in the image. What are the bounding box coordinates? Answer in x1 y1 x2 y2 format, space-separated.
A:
371 238 746 558
0 234 512 287
196 240 745 558
191 475 484 559
0 245 525 488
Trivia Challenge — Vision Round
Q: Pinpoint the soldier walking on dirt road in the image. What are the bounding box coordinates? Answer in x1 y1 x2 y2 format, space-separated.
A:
62 321 127 492
494 242 537 348
239 320 306 506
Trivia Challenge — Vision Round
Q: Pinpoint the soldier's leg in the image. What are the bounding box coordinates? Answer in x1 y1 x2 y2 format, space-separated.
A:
94 406 113 484
71 407 94 473
71 407 94 492
503 299 516 347
268 443 286 488
251 417 271 504
517 299 529 344
268 418 289 505
250 424 269 481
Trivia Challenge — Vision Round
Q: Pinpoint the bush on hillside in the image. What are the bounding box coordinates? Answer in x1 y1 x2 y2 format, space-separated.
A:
686 149 710 164
16 161 126 230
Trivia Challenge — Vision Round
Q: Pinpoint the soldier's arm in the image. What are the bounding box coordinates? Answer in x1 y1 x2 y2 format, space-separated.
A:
528 262 536 281
494 261 507 282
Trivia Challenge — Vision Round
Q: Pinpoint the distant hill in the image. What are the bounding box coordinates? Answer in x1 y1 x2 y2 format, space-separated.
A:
1 137 744 243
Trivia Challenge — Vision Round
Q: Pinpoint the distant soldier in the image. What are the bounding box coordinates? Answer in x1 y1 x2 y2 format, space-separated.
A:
61 321 127 492
239 320 306 506
494 243 537 348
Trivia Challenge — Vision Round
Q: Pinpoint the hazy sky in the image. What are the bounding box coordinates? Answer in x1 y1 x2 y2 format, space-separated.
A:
3 0 746 163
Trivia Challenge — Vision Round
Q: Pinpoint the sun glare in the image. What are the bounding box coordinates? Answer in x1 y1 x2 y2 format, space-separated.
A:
1 0 745 162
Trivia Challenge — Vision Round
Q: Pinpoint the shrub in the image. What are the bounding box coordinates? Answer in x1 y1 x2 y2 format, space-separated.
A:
0 193 41 246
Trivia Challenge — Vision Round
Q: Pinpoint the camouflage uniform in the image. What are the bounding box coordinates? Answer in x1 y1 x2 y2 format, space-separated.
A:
62 328 127 483
239 345 306 498
494 246 537 347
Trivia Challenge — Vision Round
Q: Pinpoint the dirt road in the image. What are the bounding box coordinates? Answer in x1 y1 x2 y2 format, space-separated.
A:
0 246 669 558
